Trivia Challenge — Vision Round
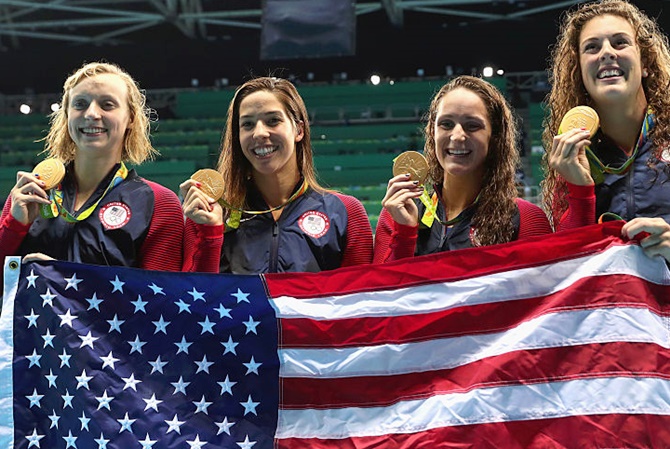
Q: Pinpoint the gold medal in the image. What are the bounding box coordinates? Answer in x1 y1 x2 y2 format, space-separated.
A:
559 106 600 138
191 168 224 200
32 158 65 190
392 151 429 184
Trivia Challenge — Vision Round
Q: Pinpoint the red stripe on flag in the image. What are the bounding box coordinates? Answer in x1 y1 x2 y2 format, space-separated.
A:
265 222 626 299
276 413 670 448
281 342 670 409
278 275 669 348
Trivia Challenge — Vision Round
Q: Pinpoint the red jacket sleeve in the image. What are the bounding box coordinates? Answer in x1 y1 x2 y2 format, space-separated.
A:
334 193 373 267
182 219 223 273
139 181 185 272
515 198 553 239
557 183 596 232
373 207 418 264
0 197 31 261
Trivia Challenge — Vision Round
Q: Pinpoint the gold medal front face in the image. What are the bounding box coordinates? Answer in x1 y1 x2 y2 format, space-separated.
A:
559 106 600 138
393 151 430 184
191 168 224 200
32 158 66 190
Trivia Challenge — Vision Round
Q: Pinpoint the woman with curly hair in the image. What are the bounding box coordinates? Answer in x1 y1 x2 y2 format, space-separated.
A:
374 75 551 263
180 76 373 274
0 61 184 270
542 0 670 262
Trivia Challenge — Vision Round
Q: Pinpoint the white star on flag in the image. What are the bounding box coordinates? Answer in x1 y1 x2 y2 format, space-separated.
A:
231 288 250 304
147 283 165 295
63 273 82 291
57 309 76 327
109 275 124 293
85 292 103 311
25 428 44 448
187 288 205 302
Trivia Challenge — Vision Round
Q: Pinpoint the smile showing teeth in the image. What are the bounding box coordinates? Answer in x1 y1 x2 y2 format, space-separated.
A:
597 68 623 79
81 127 105 134
253 146 276 156
447 149 470 156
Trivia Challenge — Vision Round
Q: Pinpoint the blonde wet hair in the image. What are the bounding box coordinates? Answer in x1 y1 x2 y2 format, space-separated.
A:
44 61 157 165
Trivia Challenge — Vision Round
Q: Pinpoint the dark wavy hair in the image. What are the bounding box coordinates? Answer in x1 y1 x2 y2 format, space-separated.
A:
423 75 520 246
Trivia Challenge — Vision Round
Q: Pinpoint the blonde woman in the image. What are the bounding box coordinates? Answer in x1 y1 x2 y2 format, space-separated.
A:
0 61 184 270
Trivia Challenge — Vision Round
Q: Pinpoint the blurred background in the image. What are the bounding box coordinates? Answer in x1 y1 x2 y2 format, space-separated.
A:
1 0 669 228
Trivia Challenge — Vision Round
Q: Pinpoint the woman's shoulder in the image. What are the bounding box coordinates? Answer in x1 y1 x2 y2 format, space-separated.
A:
138 178 181 206
514 197 546 215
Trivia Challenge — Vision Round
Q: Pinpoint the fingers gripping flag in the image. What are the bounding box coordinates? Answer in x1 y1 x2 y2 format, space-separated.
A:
2 222 670 448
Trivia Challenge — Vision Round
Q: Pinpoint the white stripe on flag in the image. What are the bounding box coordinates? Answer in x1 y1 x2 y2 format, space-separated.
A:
279 307 669 378
0 257 21 444
271 245 670 320
276 376 670 439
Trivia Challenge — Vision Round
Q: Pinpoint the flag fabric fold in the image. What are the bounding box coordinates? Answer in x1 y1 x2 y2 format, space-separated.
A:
2 221 670 448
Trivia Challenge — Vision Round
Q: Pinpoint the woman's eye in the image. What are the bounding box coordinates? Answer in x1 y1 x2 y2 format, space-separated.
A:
439 121 454 129
582 43 597 53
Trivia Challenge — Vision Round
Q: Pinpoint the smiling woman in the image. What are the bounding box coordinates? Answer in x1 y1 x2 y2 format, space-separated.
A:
0 61 185 272
541 0 670 264
180 76 373 274
373 75 552 263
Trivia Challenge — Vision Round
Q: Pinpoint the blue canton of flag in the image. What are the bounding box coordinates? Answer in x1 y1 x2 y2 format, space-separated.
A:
1 257 278 449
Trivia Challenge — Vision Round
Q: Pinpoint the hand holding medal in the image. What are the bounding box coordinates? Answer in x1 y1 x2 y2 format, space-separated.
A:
32 158 66 190
392 151 430 185
551 105 601 186
381 151 431 227
190 168 225 201
558 106 600 138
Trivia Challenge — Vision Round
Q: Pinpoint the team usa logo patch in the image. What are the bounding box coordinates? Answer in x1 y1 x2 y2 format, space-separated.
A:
99 202 132 230
298 210 330 238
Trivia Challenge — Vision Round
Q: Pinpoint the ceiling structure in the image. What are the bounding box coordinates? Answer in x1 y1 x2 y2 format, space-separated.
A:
0 1 585 46
1 0 669 98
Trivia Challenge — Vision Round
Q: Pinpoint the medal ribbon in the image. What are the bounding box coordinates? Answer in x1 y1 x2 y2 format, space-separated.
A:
419 188 480 228
225 179 309 229
581 108 654 185
40 163 128 223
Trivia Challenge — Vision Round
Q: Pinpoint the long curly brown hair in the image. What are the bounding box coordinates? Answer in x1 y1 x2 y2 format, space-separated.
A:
424 75 520 246
44 61 157 165
217 77 325 214
541 0 670 228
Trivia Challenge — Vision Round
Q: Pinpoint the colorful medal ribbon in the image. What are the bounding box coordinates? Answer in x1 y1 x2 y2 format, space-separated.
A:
419 189 439 228
585 107 654 184
40 163 128 223
225 179 309 230
419 188 480 228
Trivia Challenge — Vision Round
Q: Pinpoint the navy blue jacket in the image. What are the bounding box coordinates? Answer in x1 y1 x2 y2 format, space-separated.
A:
18 166 154 267
221 183 360 273
592 133 670 222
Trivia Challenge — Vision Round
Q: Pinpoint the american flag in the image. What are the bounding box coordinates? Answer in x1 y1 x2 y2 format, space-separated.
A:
2 222 670 448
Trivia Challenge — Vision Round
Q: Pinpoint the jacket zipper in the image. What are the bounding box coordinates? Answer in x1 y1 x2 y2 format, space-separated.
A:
269 221 279 273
